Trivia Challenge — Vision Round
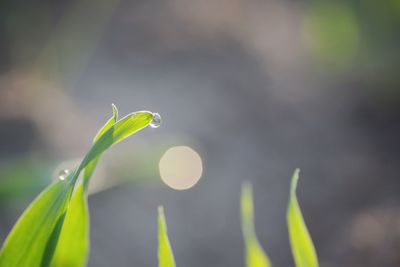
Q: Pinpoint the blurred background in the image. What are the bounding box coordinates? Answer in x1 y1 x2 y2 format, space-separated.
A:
1 0 400 266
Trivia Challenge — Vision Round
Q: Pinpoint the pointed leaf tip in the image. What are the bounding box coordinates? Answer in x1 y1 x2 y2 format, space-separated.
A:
290 168 300 195
241 182 254 224
158 206 176 267
287 169 319 267
111 103 118 119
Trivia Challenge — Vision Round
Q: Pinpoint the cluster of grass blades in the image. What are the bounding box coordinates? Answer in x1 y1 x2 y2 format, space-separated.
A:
0 105 159 267
0 105 318 267
159 169 319 267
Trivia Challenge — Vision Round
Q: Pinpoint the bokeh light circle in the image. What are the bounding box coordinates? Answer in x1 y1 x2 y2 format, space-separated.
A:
159 146 203 190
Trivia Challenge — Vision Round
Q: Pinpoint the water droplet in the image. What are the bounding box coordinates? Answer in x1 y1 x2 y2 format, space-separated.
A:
150 112 162 128
58 169 70 180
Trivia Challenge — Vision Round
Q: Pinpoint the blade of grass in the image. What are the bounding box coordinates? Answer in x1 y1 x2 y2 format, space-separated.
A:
0 179 73 267
82 104 118 190
52 105 118 267
51 184 89 267
241 183 272 267
287 169 319 267
0 106 156 267
158 206 176 267
69 110 154 185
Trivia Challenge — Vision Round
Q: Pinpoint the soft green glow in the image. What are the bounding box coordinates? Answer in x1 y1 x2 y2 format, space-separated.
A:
303 2 359 68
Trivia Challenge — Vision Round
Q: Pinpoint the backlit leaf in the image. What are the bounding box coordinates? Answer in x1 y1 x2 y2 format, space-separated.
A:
0 106 155 267
287 169 319 267
82 103 118 190
158 206 176 267
0 179 73 267
70 110 154 185
51 184 89 267
52 105 118 267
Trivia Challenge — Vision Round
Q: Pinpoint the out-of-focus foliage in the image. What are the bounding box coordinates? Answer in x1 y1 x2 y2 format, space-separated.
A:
303 0 400 73
303 1 359 68
239 171 318 267
0 159 53 206
241 183 272 267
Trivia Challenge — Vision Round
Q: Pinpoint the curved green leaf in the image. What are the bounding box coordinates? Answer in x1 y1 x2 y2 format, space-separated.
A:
52 105 118 267
82 104 118 190
158 206 176 267
241 183 272 267
0 179 73 267
0 106 156 267
287 169 319 267
71 110 154 185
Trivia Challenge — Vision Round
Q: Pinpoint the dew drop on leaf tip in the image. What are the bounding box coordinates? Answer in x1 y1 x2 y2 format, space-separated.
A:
58 169 70 180
150 112 162 128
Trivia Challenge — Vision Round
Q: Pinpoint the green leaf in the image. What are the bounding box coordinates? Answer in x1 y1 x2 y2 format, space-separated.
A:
241 183 272 267
82 103 118 190
0 106 156 267
70 110 154 185
158 206 176 267
0 179 73 267
51 184 89 267
51 105 118 267
287 169 319 267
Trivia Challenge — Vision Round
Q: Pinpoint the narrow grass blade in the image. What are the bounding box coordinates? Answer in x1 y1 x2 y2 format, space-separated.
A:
287 169 319 267
82 104 118 190
71 110 154 185
51 105 118 267
0 180 73 267
51 184 89 267
241 183 272 267
158 206 176 267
